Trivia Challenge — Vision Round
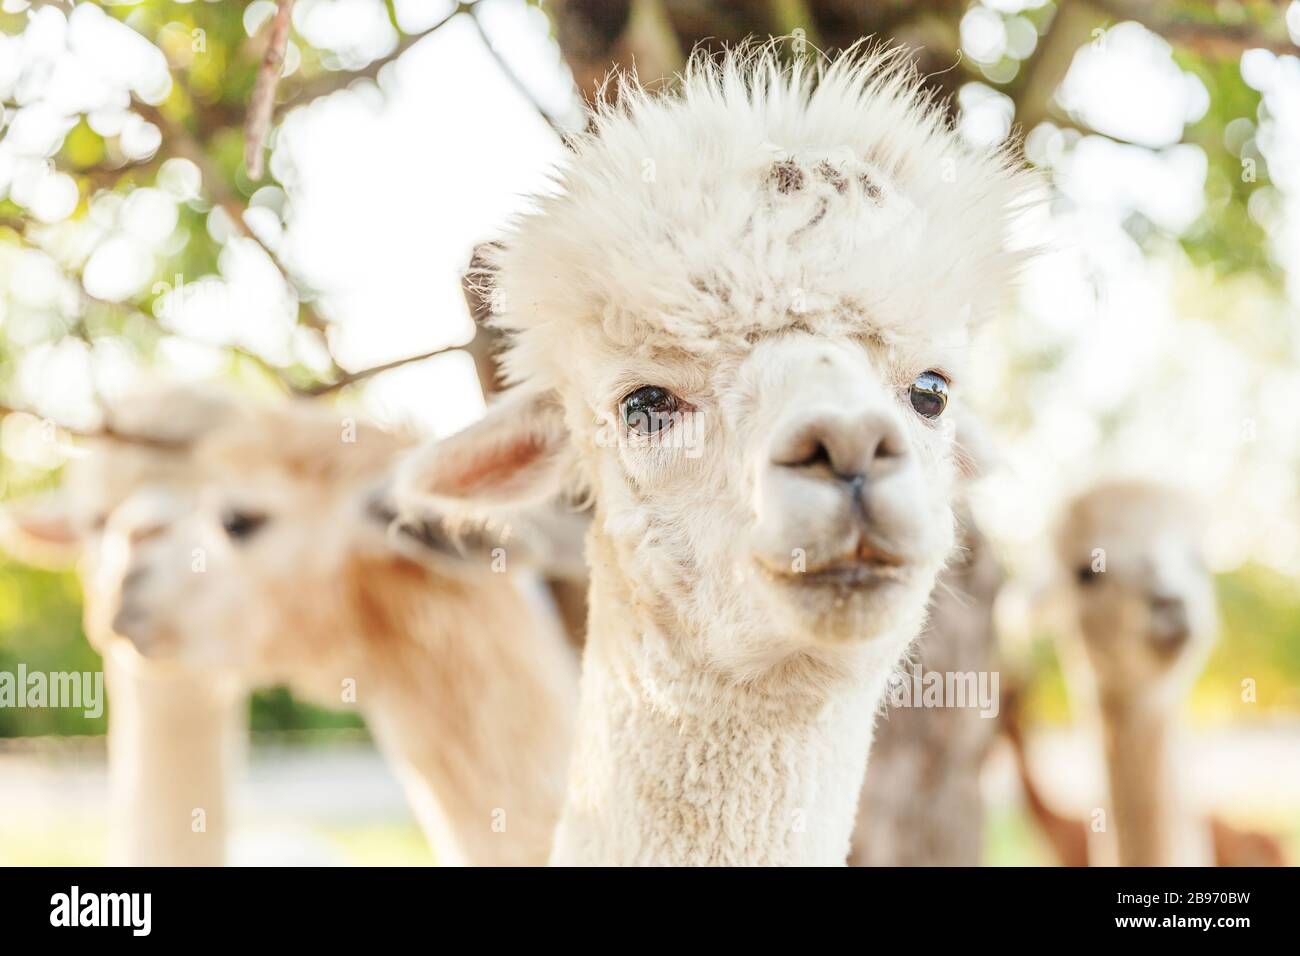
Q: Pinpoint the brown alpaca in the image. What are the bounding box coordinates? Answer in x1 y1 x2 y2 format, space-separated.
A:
101 400 578 866
1036 480 1285 867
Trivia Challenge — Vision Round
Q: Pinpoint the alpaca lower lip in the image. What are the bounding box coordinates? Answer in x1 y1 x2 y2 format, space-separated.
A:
757 547 909 589
794 562 907 588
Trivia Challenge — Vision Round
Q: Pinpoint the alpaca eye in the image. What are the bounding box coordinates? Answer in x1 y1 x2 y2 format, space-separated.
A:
1076 565 1100 586
622 386 678 435
220 509 268 542
908 371 948 419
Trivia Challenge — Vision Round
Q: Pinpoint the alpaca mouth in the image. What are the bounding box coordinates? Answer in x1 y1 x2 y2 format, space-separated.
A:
758 538 909 590
797 562 907 588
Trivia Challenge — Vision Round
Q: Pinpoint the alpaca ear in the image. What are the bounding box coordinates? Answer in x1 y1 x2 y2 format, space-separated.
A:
396 387 573 516
0 494 84 569
371 475 590 577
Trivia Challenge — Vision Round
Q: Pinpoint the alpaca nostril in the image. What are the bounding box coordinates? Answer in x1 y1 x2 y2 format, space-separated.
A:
871 430 905 465
121 566 150 595
778 436 861 484
792 440 833 470
854 420 909 480
772 411 909 482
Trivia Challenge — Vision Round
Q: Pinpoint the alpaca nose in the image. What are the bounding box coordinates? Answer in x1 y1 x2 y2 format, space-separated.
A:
110 563 152 642
770 408 908 483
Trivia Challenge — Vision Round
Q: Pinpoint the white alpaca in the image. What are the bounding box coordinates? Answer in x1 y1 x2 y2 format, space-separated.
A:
1053 480 1220 867
398 46 1035 865
103 400 578 866
1 386 246 866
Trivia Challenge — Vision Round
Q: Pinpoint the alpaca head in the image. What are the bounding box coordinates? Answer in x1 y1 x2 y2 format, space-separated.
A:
99 401 546 698
0 384 238 650
1055 481 1217 695
101 402 411 687
401 47 1034 670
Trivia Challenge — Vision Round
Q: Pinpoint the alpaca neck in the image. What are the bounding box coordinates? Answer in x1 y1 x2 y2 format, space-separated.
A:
346 557 576 866
551 536 907 866
103 641 246 866
1093 686 1207 866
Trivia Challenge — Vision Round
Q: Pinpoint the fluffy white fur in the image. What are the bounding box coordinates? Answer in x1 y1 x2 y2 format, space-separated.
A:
403 45 1036 865
488 43 1033 394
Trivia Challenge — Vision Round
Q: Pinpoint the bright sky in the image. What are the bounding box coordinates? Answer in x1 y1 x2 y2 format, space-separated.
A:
1 0 1299 577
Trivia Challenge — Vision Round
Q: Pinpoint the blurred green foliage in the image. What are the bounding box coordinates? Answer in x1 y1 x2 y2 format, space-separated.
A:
1176 52 1276 279
0 559 101 736
1209 564 1300 712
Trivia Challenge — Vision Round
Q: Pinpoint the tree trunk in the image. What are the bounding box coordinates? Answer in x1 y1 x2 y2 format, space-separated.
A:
544 0 968 108
849 506 1002 866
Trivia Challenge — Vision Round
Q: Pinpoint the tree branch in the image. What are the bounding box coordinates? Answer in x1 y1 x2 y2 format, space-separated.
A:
9 1 571 407
0 401 190 451
245 0 297 180
467 3 572 144
1090 0 1297 57
272 3 472 121
303 344 464 397
129 96 343 380
131 101 254 244
1013 0 1107 134
3 221 307 396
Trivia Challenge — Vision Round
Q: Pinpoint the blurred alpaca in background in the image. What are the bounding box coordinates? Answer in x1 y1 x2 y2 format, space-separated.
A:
101 399 579 866
1008 480 1284 866
1 386 245 866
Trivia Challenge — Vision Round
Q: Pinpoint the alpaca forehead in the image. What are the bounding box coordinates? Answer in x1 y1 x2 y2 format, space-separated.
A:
65 445 199 519
199 471 348 528
1064 502 1200 558
508 160 999 357
499 78 1024 375
1066 522 1207 601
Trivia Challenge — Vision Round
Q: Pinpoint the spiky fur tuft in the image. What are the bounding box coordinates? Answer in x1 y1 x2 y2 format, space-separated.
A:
486 42 1037 393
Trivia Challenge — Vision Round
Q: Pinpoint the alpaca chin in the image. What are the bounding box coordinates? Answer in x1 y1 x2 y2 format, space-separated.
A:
753 558 935 647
